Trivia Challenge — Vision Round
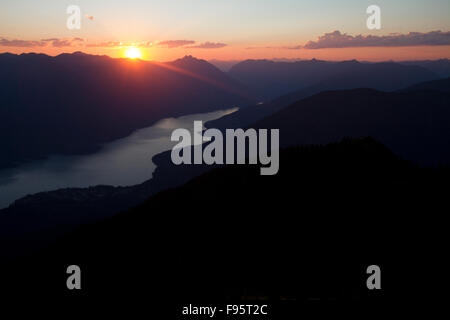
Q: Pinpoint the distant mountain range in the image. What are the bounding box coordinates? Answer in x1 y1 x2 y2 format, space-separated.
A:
255 83 450 165
401 77 450 93
208 59 242 72
209 58 450 78
228 59 438 100
0 52 253 170
400 59 450 78
213 76 450 165
207 64 447 132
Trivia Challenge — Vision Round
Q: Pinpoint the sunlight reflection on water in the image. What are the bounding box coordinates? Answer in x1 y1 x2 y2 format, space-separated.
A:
0 108 237 209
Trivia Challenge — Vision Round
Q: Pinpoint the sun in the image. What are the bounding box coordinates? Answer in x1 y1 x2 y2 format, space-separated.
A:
124 47 142 59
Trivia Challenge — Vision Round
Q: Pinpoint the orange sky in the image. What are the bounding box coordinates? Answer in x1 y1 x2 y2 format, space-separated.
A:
2 0 450 62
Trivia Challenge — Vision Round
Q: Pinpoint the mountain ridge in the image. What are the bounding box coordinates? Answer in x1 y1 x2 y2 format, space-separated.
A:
228 58 437 100
0 52 254 170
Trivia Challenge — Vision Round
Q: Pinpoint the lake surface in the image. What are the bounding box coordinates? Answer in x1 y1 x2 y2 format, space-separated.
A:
0 108 237 209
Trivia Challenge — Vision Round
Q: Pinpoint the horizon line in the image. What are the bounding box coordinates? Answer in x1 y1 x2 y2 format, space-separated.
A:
1 50 449 64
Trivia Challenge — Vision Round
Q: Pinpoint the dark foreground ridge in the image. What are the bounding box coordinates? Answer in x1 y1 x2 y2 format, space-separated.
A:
2 138 447 309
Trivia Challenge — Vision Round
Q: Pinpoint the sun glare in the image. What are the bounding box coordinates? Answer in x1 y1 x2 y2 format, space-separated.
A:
125 47 142 59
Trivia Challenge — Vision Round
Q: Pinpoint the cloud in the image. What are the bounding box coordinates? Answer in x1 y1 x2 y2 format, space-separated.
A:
139 41 154 48
0 36 226 50
0 37 85 47
157 40 195 48
41 37 84 47
86 41 122 48
85 14 94 20
0 38 47 47
302 30 450 49
86 41 153 48
0 36 152 49
187 42 227 49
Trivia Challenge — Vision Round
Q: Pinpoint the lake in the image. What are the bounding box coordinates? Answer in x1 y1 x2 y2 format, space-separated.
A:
0 108 237 209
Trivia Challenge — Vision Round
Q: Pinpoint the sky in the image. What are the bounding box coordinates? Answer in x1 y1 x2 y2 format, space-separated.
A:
1 0 450 61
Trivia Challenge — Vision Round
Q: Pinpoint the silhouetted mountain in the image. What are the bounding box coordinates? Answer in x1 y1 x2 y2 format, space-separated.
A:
208 62 439 131
401 59 450 78
208 59 241 72
228 59 437 101
1 138 447 304
402 77 450 93
0 52 254 170
169 55 248 94
254 87 450 165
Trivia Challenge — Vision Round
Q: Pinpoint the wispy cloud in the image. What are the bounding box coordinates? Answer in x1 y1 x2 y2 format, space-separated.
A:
0 36 228 50
86 41 121 48
86 41 153 48
187 42 227 49
41 38 84 47
0 38 47 47
157 40 195 48
301 30 450 49
0 37 84 47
